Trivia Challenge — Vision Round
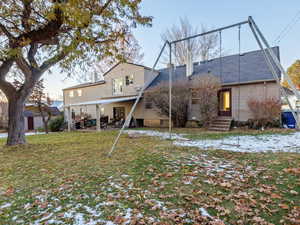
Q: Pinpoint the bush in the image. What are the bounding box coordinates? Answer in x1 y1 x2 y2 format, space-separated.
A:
145 80 190 127
49 116 65 132
191 75 221 127
247 97 281 129
36 127 45 132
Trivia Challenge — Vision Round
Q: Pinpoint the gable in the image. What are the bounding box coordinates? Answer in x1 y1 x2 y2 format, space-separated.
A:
103 62 149 78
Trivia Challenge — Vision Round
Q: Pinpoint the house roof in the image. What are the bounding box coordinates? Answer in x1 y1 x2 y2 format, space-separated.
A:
63 62 157 91
24 107 61 117
51 100 64 109
64 95 138 107
148 47 281 88
102 62 157 77
63 80 106 91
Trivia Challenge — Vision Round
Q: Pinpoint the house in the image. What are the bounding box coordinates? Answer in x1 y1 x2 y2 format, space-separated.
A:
24 105 61 130
0 91 8 129
63 47 281 128
281 86 300 111
51 100 64 111
0 101 8 129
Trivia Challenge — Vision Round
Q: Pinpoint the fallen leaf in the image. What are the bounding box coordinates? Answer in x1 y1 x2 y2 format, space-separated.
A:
279 204 289 209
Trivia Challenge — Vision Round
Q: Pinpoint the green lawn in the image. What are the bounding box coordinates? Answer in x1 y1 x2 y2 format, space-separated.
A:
0 131 299 224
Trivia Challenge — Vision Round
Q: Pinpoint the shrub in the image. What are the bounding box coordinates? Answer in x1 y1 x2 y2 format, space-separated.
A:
145 80 190 127
49 116 65 132
36 127 45 132
191 75 221 127
247 97 281 129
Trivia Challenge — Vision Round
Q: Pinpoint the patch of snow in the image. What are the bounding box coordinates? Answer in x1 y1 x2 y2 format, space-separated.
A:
0 132 45 139
74 213 85 225
199 208 212 218
0 203 12 209
125 130 189 141
126 130 300 153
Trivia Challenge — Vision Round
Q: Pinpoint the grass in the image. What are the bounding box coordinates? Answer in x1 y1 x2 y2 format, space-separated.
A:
0 131 299 224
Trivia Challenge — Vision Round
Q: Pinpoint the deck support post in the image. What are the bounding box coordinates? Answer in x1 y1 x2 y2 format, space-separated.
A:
96 104 101 132
67 106 72 132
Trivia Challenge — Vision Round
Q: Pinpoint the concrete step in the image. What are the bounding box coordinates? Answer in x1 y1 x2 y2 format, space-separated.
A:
210 124 231 129
217 117 233 121
209 117 233 132
209 127 231 131
211 121 231 126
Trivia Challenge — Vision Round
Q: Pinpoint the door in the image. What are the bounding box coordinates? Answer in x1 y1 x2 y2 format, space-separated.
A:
113 107 125 121
27 116 34 130
218 89 232 117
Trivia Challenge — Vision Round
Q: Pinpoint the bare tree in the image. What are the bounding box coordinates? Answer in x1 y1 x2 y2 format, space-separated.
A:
161 17 219 65
191 75 221 127
29 80 53 134
75 34 145 83
145 81 190 127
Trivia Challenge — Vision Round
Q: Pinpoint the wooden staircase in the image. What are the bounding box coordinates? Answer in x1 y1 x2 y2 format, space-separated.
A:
209 117 233 132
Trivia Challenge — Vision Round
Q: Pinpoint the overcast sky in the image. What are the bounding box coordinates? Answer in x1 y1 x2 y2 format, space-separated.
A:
44 0 300 100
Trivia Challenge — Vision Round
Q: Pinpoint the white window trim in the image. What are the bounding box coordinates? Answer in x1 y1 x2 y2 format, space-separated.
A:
112 77 124 95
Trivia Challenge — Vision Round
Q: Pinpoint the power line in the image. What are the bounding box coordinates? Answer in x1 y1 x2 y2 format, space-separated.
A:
273 10 300 45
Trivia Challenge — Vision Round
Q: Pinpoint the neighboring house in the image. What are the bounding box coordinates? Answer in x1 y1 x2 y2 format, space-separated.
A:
0 101 8 129
51 100 64 111
24 105 61 130
281 86 299 111
63 47 281 128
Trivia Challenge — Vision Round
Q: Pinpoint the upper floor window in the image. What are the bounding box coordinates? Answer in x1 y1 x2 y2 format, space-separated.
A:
77 89 82 97
69 90 74 98
125 75 134 86
112 78 124 95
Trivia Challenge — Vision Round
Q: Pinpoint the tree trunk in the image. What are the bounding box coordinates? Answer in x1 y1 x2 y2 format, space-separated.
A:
42 118 49 134
39 105 49 134
7 97 26 146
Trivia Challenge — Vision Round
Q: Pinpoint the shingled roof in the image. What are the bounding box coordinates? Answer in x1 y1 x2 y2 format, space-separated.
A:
148 47 280 88
24 107 61 117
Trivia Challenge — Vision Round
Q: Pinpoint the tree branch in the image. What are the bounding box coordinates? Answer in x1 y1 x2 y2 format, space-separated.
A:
98 0 114 15
0 59 13 79
15 56 32 76
0 23 15 42
21 0 33 32
28 43 38 67
39 47 74 74
0 59 16 99
13 5 64 48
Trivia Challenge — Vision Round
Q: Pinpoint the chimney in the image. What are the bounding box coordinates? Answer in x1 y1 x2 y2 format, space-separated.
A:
186 49 193 77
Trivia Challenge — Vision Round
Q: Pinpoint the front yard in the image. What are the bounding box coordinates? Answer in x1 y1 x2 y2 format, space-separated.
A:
0 131 299 224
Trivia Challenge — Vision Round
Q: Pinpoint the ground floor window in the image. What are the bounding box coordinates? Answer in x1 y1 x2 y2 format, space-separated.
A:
113 107 125 121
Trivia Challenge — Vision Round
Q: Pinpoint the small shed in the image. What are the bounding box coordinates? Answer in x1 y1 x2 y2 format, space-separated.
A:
24 106 61 131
